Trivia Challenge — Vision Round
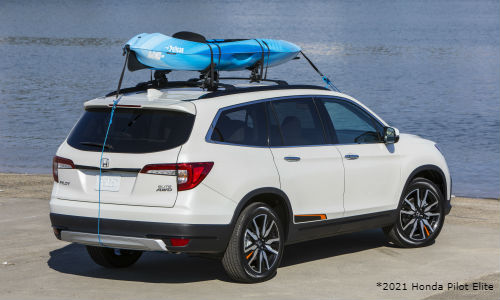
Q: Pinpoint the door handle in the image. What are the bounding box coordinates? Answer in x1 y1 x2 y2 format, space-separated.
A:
344 154 359 160
284 156 301 162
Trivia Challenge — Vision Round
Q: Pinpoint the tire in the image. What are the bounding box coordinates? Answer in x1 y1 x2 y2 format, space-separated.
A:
86 246 142 268
222 202 284 283
384 177 445 248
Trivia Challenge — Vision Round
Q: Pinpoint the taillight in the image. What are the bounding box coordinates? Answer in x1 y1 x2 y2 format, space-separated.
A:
52 156 75 182
140 162 214 191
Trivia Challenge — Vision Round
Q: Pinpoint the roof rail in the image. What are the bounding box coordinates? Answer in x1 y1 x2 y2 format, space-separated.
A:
198 84 329 99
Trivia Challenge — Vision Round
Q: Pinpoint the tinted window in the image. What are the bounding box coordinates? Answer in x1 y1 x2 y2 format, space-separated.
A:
266 102 283 146
67 108 195 153
210 102 267 146
321 99 382 144
271 98 326 146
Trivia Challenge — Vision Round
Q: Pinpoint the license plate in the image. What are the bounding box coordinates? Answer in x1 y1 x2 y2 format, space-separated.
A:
95 176 121 192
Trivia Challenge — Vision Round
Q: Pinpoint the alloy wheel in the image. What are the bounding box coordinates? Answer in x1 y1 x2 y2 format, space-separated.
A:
399 188 442 241
243 213 281 274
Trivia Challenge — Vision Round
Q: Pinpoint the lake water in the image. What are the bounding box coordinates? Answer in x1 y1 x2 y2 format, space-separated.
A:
0 0 498 198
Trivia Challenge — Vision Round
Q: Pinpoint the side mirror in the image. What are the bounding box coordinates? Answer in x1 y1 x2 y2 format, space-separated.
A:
384 127 399 144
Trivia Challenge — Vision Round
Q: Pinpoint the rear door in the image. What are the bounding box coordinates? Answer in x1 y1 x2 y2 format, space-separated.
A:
54 107 195 208
316 97 401 216
268 97 345 221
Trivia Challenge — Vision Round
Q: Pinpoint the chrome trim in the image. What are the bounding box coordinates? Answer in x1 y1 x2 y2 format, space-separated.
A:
60 231 168 252
75 165 141 173
205 95 387 148
284 156 301 162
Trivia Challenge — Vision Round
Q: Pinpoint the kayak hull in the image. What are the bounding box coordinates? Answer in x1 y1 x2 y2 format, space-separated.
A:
126 33 300 72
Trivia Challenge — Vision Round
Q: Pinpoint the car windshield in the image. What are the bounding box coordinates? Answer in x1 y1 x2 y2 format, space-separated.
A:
67 107 195 153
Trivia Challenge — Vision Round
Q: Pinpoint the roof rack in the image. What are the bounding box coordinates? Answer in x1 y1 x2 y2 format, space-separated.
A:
219 77 288 86
105 77 235 98
105 74 289 97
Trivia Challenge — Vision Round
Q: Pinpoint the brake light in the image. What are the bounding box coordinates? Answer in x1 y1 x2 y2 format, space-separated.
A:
140 162 214 191
52 156 75 182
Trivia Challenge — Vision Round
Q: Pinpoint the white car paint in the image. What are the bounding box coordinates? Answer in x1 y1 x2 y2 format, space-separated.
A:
50 86 451 230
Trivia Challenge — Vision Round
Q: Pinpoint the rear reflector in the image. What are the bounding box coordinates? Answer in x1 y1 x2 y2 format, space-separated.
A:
140 162 214 191
170 238 190 247
52 156 75 182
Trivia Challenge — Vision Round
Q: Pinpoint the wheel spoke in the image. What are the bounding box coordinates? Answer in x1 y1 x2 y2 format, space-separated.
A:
401 210 415 216
419 220 426 238
248 248 259 265
261 214 267 238
422 219 435 233
424 201 438 212
244 244 257 253
409 220 418 239
245 229 258 241
416 189 422 208
264 220 275 238
421 189 429 208
265 238 279 245
262 250 270 270
258 250 263 273
425 212 440 217
253 219 261 237
265 244 278 255
402 217 416 230
404 199 416 211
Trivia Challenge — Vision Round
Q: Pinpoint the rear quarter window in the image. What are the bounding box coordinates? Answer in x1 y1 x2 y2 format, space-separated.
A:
67 108 195 153
210 102 267 146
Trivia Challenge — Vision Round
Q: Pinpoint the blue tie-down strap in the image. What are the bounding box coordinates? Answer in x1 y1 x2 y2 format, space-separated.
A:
97 97 121 246
322 76 340 92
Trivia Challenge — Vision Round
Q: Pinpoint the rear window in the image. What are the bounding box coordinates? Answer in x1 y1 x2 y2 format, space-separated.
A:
67 108 195 153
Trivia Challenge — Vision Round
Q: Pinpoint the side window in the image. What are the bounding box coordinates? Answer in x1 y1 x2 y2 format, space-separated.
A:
210 102 267 146
271 98 326 146
321 99 382 144
266 102 283 146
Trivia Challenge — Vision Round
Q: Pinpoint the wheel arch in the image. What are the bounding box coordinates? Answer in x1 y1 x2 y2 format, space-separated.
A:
230 187 293 242
403 165 448 201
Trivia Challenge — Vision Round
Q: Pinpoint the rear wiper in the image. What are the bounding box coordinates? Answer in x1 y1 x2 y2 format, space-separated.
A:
80 141 113 150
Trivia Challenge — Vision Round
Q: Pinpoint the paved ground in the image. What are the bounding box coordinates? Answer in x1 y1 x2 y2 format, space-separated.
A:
0 173 499 299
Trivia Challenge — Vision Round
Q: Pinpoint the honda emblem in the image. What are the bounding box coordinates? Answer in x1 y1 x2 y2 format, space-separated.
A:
101 158 110 168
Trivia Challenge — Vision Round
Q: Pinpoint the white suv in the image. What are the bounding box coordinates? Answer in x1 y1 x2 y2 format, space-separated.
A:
50 82 451 283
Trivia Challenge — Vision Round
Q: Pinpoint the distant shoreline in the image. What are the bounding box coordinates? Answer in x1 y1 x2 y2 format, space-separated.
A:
0 172 498 201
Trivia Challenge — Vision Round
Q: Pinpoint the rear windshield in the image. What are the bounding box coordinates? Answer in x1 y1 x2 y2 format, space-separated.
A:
67 108 195 153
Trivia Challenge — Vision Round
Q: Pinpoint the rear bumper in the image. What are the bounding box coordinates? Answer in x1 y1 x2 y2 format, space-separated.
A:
60 231 168 251
50 213 232 254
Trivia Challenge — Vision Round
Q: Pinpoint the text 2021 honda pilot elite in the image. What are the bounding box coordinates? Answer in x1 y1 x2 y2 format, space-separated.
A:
50 82 452 283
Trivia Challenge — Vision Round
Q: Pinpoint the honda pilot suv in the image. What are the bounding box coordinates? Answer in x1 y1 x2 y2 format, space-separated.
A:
50 82 452 282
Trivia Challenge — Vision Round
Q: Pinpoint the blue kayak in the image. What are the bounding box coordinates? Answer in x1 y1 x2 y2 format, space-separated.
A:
125 32 301 72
